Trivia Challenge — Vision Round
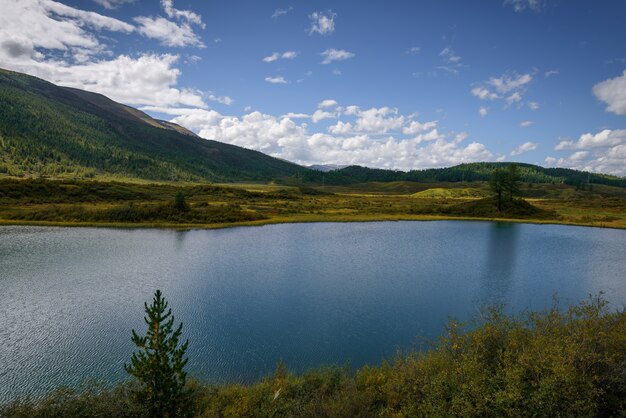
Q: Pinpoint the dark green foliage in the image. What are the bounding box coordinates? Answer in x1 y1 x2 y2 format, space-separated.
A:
440 197 557 219
489 168 507 211
489 165 521 211
174 192 189 212
125 290 190 418
505 163 521 201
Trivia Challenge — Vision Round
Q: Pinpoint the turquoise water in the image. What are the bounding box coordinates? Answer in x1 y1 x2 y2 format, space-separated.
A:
0 222 624 402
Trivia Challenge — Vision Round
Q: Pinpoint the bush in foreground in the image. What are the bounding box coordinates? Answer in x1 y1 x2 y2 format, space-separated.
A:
2 296 625 417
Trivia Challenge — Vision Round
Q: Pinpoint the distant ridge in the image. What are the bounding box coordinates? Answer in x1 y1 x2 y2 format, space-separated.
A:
299 163 626 188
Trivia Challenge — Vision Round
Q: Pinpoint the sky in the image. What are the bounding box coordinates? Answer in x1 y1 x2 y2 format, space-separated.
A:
1 0 625 176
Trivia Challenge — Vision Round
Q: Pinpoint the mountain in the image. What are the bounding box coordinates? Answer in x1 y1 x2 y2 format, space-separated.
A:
308 164 348 172
0 68 306 182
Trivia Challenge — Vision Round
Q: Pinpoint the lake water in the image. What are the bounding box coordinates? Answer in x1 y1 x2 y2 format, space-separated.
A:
0 221 625 402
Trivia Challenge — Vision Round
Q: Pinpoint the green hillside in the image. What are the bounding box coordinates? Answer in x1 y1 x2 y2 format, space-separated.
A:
0 69 306 182
303 162 626 188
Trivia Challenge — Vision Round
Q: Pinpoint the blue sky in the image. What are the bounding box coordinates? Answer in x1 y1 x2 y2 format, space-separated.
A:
1 0 625 175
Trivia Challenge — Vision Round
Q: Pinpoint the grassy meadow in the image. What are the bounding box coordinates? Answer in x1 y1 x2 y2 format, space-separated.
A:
1 177 625 229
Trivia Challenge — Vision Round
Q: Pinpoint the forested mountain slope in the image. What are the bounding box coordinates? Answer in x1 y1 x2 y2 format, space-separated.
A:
0 69 306 182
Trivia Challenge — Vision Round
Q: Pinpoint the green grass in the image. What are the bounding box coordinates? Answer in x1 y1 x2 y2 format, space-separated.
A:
2 296 625 417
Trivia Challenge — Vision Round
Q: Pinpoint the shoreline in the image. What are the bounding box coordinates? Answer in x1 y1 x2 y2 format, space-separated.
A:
1 213 624 231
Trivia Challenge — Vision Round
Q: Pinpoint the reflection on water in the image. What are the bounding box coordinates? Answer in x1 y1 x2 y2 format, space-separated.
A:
0 221 624 402
483 222 519 304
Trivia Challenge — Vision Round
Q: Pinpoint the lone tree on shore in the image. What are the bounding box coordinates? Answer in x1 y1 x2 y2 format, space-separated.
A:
125 290 189 418
489 168 507 212
490 164 522 211
505 164 521 202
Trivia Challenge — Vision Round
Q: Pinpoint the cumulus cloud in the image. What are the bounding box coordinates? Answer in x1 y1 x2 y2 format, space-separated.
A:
308 11 336 35
479 107 489 117
0 0 213 112
265 76 288 84
555 129 626 150
262 51 298 62
520 120 533 127
318 99 338 108
593 70 626 115
511 141 537 156
147 103 494 170
320 48 354 64
547 129 626 176
0 0 131 60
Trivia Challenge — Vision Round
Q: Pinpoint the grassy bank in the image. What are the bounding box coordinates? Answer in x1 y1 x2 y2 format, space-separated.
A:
1 177 626 229
2 296 625 417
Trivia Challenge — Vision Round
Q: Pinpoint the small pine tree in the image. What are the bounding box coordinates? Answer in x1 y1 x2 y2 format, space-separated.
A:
125 290 190 418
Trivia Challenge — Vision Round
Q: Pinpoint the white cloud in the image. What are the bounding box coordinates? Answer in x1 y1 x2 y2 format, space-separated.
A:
506 92 523 106
207 93 233 106
161 0 204 27
92 0 135 9
520 120 533 127
489 73 532 93
0 0 222 112
547 129 626 176
407 46 421 54
134 16 204 47
471 72 535 109
437 47 463 74
318 99 338 108
511 141 537 156
479 106 489 117
149 105 494 170
402 120 438 135
320 48 354 65
265 76 288 84
262 51 298 62
504 0 545 12
332 68 342 76
311 110 337 123
593 70 626 116
528 101 540 110
545 69 559 77
555 129 626 150
24 54 205 108
272 7 293 19
0 0 130 60
472 87 499 101
308 11 336 35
